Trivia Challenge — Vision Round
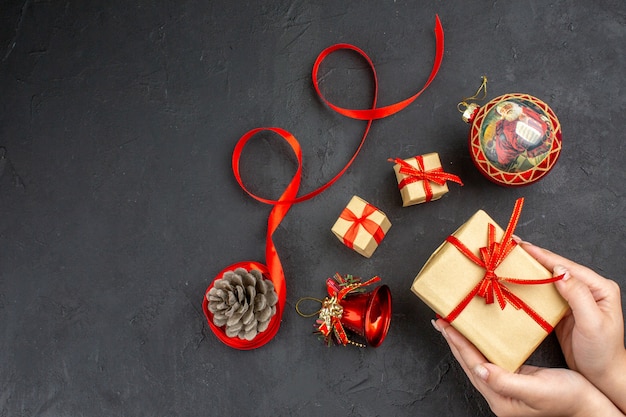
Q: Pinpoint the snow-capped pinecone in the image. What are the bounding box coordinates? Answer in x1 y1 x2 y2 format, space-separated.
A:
206 268 278 341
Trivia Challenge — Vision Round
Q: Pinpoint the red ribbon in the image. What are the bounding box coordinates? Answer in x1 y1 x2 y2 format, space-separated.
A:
312 17 444 121
317 311 349 345
318 275 381 345
339 203 385 249
232 16 444 206
205 16 445 349
390 156 463 202
443 198 564 333
205 128 300 350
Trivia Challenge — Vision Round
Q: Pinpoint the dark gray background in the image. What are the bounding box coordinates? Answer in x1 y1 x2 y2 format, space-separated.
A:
1 1 625 416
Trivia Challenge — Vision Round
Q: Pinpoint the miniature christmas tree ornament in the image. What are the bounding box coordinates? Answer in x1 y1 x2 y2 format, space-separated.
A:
459 77 562 186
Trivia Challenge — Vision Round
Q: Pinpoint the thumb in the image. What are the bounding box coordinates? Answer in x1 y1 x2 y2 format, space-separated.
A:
553 265 603 331
474 363 538 400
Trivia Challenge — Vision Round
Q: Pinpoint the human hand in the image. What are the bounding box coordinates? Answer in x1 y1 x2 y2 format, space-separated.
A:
432 318 623 417
519 240 626 413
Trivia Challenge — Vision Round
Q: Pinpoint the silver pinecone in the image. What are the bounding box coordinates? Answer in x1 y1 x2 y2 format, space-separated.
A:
206 268 278 341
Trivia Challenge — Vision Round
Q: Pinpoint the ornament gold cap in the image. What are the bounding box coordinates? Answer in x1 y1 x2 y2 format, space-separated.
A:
462 103 479 123
458 76 488 124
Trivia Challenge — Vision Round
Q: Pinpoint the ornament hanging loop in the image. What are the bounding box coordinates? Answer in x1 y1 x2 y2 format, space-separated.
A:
457 75 488 113
295 297 324 317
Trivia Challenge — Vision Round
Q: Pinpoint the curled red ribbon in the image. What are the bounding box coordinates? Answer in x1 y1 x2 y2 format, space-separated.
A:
312 16 445 121
205 16 445 349
390 156 463 202
205 128 301 350
443 198 564 333
339 204 385 249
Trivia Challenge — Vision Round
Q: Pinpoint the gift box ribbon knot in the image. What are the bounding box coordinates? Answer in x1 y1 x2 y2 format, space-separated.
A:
390 156 463 202
443 198 564 333
340 204 386 249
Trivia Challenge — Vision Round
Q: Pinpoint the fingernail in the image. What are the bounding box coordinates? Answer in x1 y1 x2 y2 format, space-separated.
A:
440 325 449 339
473 364 489 382
432 319 449 339
554 265 570 281
512 234 531 245
431 319 441 332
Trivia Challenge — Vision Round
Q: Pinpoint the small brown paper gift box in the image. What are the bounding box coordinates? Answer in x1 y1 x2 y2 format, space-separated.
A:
392 153 461 207
331 196 391 258
411 203 568 372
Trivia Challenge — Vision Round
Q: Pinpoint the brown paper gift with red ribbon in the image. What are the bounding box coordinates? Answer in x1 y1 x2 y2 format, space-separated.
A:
391 153 463 206
411 199 568 372
331 196 391 258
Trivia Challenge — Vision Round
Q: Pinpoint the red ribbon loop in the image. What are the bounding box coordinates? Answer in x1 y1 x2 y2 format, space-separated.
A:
232 16 445 207
312 15 444 121
207 16 445 349
443 198 564 333
339 204 385 249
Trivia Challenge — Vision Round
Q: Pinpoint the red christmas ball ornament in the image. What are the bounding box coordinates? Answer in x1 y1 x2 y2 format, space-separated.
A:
459 77 562 186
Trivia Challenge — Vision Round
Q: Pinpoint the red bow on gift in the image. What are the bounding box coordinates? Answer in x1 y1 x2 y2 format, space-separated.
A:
444 198 564 333
390 156 463 202
317 274 381 346
340 204 385 249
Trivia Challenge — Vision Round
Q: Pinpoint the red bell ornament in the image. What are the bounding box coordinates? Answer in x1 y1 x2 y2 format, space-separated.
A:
297 274 392 348
339 284 392 347
459 77 562 186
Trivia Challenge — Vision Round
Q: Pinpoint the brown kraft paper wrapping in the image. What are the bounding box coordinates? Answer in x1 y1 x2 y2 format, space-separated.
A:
411 208 569 372
392 153 448 206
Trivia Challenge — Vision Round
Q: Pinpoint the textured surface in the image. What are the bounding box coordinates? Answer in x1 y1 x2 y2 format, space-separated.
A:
1 1 625 416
